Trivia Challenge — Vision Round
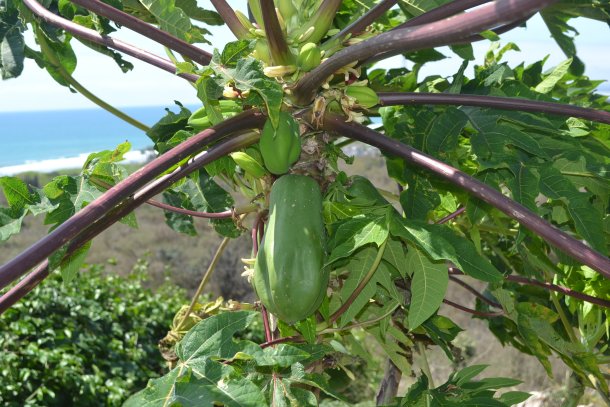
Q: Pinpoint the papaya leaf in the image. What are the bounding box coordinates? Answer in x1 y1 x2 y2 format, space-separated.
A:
162 189 196 236
57 241 91 283
327 211 390 265
220 40 254 68
336 245 384 327
173 364 267 407
174 0 223 25
255 344 311 367
0 176 35 210
406 246 448 330
195 76 223 125
173 170 239 238
139 0 206 43
391 216 503 282
538 164 606 252
0 3 24 79
42 175 102 228
210 57 282 128
146 102 191 144
534 58 572 94
452 364 489 386
123 368 182 407
424 107 469 158
0 206 26 241
382 237 410 278
175 311 257 361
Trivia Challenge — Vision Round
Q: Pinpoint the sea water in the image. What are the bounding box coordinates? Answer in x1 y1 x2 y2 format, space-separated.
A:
0 105 191 175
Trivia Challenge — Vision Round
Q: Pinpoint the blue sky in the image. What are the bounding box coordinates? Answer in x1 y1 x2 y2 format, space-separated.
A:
1 2 608 112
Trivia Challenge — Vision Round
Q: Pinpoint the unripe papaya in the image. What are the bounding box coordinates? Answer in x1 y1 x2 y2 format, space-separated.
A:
259 112 301 175
253 174 327 323
188 100 242 130
345 85 380 108
297 43 322 72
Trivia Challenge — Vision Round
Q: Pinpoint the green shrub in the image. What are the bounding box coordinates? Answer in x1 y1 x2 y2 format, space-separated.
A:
0 261 185 406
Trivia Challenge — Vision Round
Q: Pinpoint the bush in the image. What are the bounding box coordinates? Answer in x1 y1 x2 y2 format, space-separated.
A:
0 261 185 406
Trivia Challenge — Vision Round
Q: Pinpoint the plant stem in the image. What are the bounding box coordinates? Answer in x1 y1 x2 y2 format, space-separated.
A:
448 276 502 309
175 237 231 332
23 0 198 82
325 0 398 44
260 335 301 348
397 0 491 29
36 29 150 132
449 268 610 309
261 305 273 342
442 299 503 317
540 263 579 344
588 374 610 406
435 206 465 225
90 177 257 218
376 359 402 406
260 0 292 65
378 92 610 125
210 0 249 39
562 372 585 407
71 0 212 65
549 289 579 343
322 114 610 280
147 200 258 218
320 304 399 335
417 341 435 389
328 238 388 325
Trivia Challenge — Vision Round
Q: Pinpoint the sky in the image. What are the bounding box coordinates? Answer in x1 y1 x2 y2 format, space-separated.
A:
1 1 609 112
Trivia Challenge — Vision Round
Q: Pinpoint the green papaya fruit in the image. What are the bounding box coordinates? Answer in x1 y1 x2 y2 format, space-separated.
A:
297 42 322 72
259 112 301 175
253 174 327 323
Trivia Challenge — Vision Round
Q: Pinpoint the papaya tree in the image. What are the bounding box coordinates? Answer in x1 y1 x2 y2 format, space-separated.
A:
1 0 610 405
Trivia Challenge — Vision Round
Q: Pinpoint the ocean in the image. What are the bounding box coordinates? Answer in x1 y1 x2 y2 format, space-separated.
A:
0 105 191 176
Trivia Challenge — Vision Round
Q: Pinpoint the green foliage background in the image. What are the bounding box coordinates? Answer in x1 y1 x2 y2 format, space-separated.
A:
0 262 185 407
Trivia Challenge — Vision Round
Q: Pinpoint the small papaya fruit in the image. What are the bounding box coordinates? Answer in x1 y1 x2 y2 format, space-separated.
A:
345 85 380 108
297 43 322 72
259 112 301 175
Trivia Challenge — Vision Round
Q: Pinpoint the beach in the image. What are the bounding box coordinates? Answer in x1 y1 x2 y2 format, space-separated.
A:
0 149 154 176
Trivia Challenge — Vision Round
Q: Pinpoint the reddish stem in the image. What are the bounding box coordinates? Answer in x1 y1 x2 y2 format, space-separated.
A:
91 178 235 219
397 0 492 29
146 199 233 219
328 0 398 42
261 305 273 343
449 268 610 309
210 0 249 39
442 298 504 317
435 207 466 225
449 275 502 308
260 0 291 65
378 93 610 125
260 335 300 349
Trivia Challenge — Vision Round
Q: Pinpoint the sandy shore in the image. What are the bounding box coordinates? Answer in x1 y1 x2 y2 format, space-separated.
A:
0 150 153 176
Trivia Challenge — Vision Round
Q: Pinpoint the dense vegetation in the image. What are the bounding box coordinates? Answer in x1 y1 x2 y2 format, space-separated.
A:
0 262 185 406
1 0 610 406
